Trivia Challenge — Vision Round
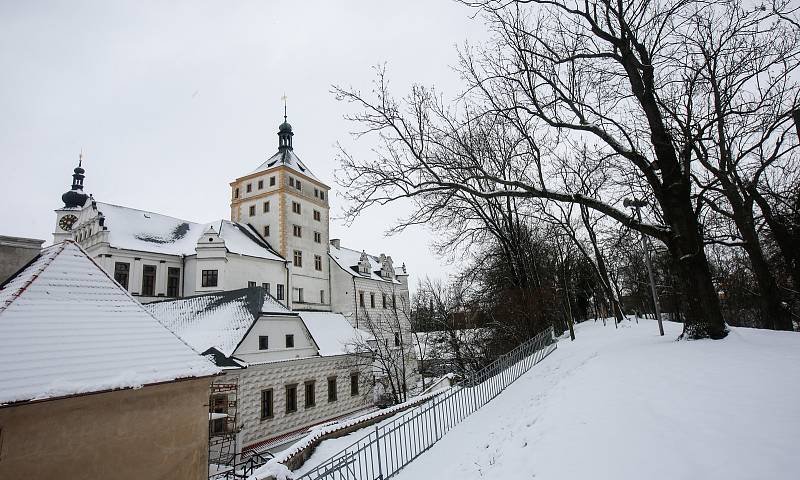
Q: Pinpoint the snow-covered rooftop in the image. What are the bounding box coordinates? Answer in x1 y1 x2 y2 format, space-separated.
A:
0 241 220 406
329 244 402 284
145 288 291 359
298 312 371 357
250 149 320 182
95 202 283 261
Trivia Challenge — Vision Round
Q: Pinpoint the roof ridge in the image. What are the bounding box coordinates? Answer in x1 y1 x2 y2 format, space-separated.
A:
0 241 67 315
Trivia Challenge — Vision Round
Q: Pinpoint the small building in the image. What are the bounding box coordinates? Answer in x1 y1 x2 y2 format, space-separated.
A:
0 240 220 480
145 288 372 463
0 235 44 283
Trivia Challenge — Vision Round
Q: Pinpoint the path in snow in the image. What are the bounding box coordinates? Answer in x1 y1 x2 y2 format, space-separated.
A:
393 319 800 480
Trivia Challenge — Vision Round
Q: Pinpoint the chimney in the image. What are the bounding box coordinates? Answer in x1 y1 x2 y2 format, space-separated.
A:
330 238 341 249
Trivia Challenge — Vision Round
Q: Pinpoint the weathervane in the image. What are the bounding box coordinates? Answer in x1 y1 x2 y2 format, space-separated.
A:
78 149 84 167
281 94 288 121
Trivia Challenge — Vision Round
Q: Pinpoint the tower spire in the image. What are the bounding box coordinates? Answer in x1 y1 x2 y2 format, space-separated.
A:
61 151 89 208
278 96 294 152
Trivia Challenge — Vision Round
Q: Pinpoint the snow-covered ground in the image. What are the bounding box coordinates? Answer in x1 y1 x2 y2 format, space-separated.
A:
391 319 800 480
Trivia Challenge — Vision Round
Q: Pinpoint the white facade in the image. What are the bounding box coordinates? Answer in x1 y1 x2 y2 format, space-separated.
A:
145 292 370 451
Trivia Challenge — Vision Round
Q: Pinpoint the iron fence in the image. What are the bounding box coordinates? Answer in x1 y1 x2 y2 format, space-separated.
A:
296 326 557 480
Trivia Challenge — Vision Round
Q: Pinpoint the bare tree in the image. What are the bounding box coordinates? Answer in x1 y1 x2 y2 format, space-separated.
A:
334 0 800 339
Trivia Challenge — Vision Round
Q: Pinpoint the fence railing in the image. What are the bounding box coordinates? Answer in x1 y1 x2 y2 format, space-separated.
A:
296 327 557 480
210 451 273 480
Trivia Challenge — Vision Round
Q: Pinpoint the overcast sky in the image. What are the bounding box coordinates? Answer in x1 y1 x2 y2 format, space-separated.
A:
0 0 489 290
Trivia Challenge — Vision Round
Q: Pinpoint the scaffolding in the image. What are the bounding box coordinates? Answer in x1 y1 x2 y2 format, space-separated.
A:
208 377 240 472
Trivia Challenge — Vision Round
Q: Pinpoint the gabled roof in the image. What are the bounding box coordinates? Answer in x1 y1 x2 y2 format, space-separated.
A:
298 312 372 357
94 202 283 261
250 149 320 183
329 244 401 284
0 241 220 406
145 287 292 359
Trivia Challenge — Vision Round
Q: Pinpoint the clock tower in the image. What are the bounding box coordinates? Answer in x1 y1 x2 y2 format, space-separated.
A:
54 154 90 243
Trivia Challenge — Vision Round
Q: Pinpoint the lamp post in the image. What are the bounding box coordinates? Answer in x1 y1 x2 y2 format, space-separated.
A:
624 198 665 336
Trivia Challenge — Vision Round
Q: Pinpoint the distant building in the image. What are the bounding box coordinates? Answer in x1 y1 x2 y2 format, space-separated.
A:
0 241 219 480
145 289 372 460
0 235 44 283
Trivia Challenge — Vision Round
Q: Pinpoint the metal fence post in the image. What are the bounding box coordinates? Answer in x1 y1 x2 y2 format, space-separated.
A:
375 425 383 480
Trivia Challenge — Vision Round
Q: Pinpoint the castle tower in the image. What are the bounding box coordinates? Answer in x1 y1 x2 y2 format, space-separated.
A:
229 116 331 310
54 153 90 243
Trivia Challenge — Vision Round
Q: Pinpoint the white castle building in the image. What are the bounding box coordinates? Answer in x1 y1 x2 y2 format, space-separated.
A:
51 116 416 455
53 117 411 329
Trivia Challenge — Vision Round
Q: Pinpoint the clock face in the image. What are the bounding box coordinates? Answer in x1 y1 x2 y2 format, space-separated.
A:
59 214 78 231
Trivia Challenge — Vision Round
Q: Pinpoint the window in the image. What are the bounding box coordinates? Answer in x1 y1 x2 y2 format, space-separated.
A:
246 183 252 193
248 281 256 288
293 225 302 237
370 293 376 308
211 394 229 434
292 201 301 214
276 284 284 300
285 334 294 348
320 191 325 200
141 265 156 296
314 188 319 198
296 180 302 191
285 385 297 413
314 255 322 271
313 210 321 221
293 250 302 267
114 262 130 289
320 289 325 304
304 381 316 408
394 332 401 347
263 225 270 237
327 377 337 402
260 389 273 419
167 267 180 297
314 231 321 243
289 177 295 187
258 179 264 190
263 201 270 213
249 205 256 216
259 336 269 350
202 269 218 287
359 291 365 307
234 188 239 199
382 294 387 309
262 282 270 294
270 176 276 186
294 287 304 303
350 373 359 396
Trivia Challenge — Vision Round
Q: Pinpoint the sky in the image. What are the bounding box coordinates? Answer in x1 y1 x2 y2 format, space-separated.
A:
0 0 489 290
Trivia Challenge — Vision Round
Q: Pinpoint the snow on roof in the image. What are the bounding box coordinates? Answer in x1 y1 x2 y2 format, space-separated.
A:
329 244 401 284
145 288 290 359
95 202 283 261
250 149 320 182
0 241 220 405
298 312 371 357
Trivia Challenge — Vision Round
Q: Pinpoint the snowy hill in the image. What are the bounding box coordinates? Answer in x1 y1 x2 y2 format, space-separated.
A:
393 319 800 480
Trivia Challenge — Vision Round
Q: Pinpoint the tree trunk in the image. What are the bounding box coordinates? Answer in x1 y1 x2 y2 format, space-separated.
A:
734 207 792 330
664 202 728 339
